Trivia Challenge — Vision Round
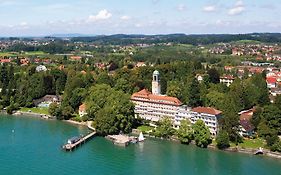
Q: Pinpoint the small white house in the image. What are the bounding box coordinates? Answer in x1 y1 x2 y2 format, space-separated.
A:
36 65 47 72
79 103 87 117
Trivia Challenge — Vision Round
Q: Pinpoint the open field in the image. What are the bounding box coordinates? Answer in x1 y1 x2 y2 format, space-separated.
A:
0 51 47 57
21 51 47 56
20 107 49 115
137 125 154 133
0 52 17 57
239 138 266 149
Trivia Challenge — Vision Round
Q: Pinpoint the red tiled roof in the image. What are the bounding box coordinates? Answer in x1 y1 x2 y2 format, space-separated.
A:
239 108 255 132
267 76 277 84
192 107 222 115
240 119 254 132
70 56 82 61
224 66 234 70
220 75 235 80
0 59 11 63
79 103 86 112
131 89 182 106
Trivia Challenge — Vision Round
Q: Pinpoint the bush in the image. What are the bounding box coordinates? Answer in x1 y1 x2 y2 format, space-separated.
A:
216 130 230 149
153 117 175 139
271 140 281 152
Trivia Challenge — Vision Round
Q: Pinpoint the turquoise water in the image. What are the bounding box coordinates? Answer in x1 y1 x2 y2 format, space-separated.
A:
0 115 281 175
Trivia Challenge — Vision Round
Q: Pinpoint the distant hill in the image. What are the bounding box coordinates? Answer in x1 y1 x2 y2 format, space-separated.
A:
1 33 281 45
48 33 95 38
70 33 281 45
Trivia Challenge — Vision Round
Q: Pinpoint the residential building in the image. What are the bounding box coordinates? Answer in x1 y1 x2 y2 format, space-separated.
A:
220 75 235 87
36 65 47 72
33 95 61 107
238 109 255 136
175 106 222 136
131 70 222 136
266 76 277 88
131 70 182 122
79 103 87 117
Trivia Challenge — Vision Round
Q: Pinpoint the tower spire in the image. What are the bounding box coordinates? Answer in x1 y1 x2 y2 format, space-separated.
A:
152 70 161 95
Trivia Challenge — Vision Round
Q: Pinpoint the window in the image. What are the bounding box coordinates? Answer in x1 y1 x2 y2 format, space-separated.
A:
154 76 157 81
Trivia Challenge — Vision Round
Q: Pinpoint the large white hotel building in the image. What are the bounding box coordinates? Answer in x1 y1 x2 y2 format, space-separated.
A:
131 70 222 136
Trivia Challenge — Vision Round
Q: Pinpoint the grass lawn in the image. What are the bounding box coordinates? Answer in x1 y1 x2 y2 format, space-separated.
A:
20 107 49 115
212 138 265 149
232 40 261 44
137 125 154 133
238 138 266 149
21 51 47 56
0 52 17 57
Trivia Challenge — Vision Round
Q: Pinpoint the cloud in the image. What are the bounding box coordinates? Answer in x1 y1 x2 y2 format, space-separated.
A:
203 5 216 12
235 0 244 7
20 22 28 26
177 4 186 11
228 0 245 15
88 9 112 22
228 6 244 15
120 15 131 20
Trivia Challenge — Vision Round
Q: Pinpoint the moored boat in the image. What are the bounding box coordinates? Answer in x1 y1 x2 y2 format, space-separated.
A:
138 132 145 142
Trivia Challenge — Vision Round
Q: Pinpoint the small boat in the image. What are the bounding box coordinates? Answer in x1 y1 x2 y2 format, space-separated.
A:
254 147 264 155
138 132 145 142
67 137 81 144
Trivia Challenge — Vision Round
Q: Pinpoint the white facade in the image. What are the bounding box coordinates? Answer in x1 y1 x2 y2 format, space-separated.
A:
133 96 180 122
220 76 234 87
175 106 221 136
79 110 87 117
131 71 222 136
36 65 47 72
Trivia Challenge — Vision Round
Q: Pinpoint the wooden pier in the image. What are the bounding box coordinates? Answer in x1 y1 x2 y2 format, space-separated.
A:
62 122 96 151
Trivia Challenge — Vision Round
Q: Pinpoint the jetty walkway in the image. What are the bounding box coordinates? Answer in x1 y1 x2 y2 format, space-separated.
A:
63 121 96 151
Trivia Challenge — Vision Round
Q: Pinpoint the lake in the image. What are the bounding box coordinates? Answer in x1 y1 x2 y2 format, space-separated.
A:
0 115 280 175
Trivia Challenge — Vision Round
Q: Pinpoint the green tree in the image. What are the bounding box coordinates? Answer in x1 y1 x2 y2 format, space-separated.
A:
154 117 175 138
206 91 226 110
192 120 211 148
258 105 281 135
188 78 202 107
177 119 193 144
49 103 60 117
61 105 74 120
114 78 132 94
207 68 220 84
251 106 263 128
216 130 230 149
87 84 135 135
166 81 182 100
96 72 113 86
220 97 242 144
274 95 281 110
94 107 119 135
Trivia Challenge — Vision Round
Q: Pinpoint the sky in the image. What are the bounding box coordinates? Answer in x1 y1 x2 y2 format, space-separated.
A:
0 0 280 36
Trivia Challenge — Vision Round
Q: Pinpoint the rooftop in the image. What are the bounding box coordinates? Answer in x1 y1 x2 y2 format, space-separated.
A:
192 107 222 115
131 89 182 106
79 103 87 112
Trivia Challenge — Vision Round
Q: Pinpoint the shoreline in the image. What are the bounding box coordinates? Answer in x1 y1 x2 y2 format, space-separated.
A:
132 130 281 160
13 111 54 120
13 110 93 129
4 112 281 159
